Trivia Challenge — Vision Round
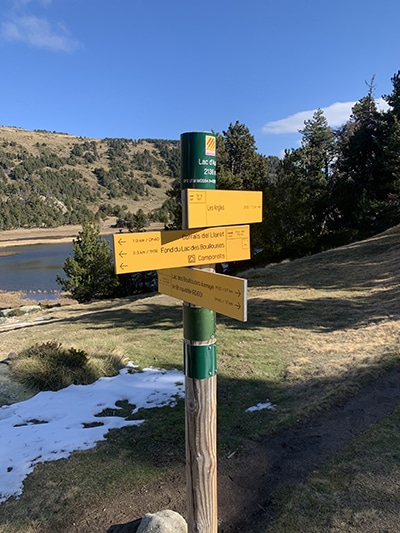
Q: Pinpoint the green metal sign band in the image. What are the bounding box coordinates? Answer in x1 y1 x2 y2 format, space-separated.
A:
181 131 217 382
183 305 216 341
184 342 217 379
180 132 216 190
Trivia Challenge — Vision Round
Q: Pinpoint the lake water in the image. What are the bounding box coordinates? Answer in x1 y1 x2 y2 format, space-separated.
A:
0 241 74 299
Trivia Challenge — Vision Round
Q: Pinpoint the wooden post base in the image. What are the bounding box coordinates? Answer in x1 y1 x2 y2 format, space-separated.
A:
185 375 217 533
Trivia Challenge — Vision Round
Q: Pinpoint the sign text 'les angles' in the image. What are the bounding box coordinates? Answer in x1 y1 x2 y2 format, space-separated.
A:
113 225 250 274
158 267 247 322
182 189 262 229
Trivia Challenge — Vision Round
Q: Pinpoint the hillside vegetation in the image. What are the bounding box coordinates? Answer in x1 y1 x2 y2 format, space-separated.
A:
0 126 178 230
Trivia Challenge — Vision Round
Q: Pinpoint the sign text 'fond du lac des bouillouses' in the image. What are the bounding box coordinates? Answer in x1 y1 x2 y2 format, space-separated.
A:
113 225 250 274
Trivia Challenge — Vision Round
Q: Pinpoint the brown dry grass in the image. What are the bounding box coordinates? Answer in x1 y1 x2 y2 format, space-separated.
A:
240 224 400 402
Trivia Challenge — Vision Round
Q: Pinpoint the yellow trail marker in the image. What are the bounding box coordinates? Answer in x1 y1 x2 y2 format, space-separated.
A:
158 267 247 321
113 225 250 274
182 189 262 229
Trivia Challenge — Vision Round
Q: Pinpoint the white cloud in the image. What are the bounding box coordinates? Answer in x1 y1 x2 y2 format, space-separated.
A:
375 97 391 112
1 15 80 52
262 102 356 135
1 0 80 52
262 98 390 135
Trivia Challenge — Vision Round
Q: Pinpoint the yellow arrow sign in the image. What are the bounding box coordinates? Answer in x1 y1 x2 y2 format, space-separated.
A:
158 267 247 321
182 189 262 229
113 225 250 274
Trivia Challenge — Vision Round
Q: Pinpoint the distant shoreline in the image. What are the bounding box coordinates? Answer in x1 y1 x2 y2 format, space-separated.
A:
0 224 116 249
0 236 78 249
0 221 164 249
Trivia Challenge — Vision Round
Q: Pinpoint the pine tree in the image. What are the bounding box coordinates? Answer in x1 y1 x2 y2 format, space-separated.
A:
333 79 393 236
220 121 265 190
299 108 336 183
57 222 118 303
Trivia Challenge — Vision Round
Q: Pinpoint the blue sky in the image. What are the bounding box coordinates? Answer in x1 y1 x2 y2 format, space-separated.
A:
0 0 399 157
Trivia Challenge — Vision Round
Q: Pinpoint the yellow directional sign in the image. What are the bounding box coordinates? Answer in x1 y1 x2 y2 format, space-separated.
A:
113 225 250 274
158 267 247 321
182 189 262 229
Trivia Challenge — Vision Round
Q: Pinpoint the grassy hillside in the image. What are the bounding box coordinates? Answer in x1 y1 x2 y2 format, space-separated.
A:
0 126 178 229
0 224 399 532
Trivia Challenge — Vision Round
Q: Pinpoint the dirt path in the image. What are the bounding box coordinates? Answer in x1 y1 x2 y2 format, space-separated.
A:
224 365 400 532
67 366 400 533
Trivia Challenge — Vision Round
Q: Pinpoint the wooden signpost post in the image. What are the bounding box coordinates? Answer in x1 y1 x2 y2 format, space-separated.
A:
112 131 262 533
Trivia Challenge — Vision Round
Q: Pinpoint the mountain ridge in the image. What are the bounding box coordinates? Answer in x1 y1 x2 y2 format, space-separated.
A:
0 126 179 230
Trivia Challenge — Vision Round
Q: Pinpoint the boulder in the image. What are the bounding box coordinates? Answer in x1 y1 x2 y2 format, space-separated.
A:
137 510 187 533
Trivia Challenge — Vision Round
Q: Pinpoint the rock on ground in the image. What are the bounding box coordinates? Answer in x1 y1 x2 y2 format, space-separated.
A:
137 510 187 533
